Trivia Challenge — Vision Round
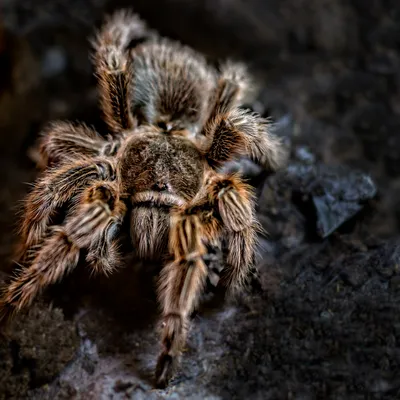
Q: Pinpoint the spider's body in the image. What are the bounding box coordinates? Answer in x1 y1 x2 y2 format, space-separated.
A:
120 129 205 200
0 10 286 388
120 128 206 258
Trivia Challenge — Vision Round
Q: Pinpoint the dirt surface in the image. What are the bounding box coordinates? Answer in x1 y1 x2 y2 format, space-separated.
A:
1 1 400 399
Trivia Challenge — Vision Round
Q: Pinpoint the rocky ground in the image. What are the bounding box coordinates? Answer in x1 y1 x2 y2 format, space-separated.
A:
1 0 400 399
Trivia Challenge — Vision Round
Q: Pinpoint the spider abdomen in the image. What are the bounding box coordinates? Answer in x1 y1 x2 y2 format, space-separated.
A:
130 40 217 131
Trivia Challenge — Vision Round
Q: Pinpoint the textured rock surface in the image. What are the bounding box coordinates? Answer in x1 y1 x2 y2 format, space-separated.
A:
1 0 400 399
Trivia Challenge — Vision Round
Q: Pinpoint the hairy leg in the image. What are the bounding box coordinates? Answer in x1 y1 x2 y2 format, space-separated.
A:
155 172 257 386
210 61 252 118
92 10 152 133
203 108 287 172
156 212 208 388
18 158 116 262
85 210 124 276
1 182 125 324
37 121 122 169
207 173 259 292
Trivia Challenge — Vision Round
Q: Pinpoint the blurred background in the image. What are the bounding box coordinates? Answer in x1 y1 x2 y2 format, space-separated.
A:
1 0 400 399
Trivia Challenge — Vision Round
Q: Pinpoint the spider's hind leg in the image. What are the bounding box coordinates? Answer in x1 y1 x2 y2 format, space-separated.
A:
92 10 153 134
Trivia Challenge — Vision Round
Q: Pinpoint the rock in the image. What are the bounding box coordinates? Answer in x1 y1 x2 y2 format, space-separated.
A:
284 163 377 238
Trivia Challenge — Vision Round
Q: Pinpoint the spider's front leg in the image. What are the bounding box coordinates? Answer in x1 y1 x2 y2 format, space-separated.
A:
155 173 257 387
206 174 259 292
18 157 116 263
206 60 287 172
198 174 259 298
92 10 151 134
0 182 125 324
211 61 252 118
204 107 287 172
155 211 210 388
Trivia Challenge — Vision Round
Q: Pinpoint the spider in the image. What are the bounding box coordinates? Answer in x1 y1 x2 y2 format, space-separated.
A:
0 10 286 388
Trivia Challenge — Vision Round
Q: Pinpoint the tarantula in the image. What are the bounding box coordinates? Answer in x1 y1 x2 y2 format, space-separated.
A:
0 10 285 387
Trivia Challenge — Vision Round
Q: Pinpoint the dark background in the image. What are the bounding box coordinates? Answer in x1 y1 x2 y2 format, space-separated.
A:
1 0 400 398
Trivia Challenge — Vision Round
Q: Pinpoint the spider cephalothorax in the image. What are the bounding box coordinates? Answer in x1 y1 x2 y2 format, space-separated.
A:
0 10 286 388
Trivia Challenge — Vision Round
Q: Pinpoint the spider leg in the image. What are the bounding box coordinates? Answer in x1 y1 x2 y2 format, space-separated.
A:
203 108 287 172
0 182 125 324
85 211 123 276
92 10 151 134
207 173 259 292
37 121 122 169
155 212 210 388
211 61 252 117
155 173 257 387
18 158 116 263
